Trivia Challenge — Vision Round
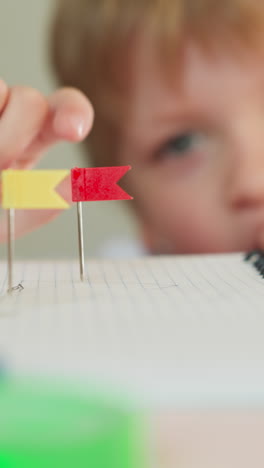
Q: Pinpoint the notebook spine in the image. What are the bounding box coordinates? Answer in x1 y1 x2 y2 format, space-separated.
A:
245 250 264 278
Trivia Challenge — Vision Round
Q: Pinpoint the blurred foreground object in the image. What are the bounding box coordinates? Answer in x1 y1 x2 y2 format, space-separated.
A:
0 379 143 468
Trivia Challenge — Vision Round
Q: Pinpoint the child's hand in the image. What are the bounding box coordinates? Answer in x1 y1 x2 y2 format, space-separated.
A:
0 79 94 241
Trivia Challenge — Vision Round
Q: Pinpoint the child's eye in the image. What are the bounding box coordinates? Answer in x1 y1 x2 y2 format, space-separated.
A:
158 132 203 159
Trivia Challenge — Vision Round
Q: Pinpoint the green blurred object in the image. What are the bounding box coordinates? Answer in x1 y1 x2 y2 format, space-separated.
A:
0 379 143 468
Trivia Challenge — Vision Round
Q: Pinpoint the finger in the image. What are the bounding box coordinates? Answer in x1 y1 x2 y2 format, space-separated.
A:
0 86 48 169
39 87 94 145
0 174 72 242
13 88 94 170
0 81 11 169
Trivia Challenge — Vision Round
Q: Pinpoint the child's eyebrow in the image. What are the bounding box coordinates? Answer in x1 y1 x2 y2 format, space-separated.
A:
145 105 211 128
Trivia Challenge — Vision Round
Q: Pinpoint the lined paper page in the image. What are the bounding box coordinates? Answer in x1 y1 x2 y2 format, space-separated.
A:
0 253 264 407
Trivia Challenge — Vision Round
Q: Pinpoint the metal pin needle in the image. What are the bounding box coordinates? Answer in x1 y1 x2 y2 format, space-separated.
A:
7 208 15 293
77 201 85 281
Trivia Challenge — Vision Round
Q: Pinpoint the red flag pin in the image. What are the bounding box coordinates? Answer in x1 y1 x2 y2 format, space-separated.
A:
71 166 132 281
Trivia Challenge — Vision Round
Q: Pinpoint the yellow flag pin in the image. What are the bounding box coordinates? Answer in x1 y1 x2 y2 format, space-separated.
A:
2 170 69 293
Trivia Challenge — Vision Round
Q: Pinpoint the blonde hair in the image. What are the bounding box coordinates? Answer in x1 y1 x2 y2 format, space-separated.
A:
51 0 264 165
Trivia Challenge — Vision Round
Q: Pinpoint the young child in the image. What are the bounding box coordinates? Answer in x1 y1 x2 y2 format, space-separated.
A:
2 0 264 256
50 0 264 255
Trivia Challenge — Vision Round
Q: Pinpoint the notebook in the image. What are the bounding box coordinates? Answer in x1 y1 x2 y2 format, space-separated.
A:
0 252 264 408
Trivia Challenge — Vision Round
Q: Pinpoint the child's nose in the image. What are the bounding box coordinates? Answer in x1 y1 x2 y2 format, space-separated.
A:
228 150 264 211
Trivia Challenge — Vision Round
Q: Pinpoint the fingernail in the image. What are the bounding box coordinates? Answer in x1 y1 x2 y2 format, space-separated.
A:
73 115 90 138
53 112 89 140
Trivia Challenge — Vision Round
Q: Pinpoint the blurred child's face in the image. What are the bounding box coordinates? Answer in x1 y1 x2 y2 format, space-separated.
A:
116 37 264 254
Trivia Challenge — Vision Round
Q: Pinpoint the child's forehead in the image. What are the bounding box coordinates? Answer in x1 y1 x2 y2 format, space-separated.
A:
96 31 264 143
131 36 264 104
115 36 264 138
